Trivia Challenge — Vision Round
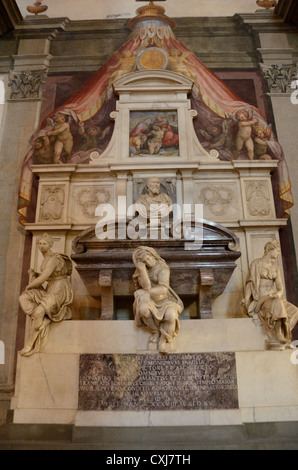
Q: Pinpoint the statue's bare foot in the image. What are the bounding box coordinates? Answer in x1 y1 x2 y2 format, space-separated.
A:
19 345 33 356
158 336 168 354
149 332 160 343
276 333 287 343
285 342 295 349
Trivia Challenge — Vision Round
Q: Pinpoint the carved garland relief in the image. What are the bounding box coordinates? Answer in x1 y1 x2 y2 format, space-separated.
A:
245 181 271 217
199 184 234 217
39 185 65 222
71 185 113 223
193 182 239 220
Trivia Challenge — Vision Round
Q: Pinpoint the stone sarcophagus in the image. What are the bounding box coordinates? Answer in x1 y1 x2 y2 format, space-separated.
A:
71 220 241 320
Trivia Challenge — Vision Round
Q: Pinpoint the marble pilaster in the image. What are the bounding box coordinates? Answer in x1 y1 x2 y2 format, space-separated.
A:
0 18 69 403
239 10 298 271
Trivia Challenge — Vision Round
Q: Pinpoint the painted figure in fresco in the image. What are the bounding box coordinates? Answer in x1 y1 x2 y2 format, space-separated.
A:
46 112 74 163
32 135 53 164
199 121 233 160
78 121 111 151
233 108 259 160
253 125 272 160
147 124 165 155
169 48 197 82
152 115 179 148
200 124 228 151
108 50 136 85
153 114 169 127
130 118 153 137
132 246 184 353
19 233 73 356
129 113 179 155
129 133 148 155
161 123 179 148
242 240 298 350
17 6 294 222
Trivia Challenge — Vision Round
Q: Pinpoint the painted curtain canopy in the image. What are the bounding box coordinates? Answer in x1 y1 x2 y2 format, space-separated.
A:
18 2 293 223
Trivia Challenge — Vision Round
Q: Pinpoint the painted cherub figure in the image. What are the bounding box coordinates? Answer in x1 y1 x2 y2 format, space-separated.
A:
78 121 111 151
233 108 259 160
253 125 272 160
46 112 73 163
108 50 136 85
32 135 53 164
129 133 148 156
200 124 227 151
169 49 197 83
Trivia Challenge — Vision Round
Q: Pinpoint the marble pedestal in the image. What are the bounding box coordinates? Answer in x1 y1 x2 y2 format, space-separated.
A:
10 319 298 427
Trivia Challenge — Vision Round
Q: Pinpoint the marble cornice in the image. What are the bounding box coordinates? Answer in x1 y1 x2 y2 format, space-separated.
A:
235 12 298 33
1 11 297 40
47 51 258 74
0 0 22 36
10 16 254 39
2 14 294 48
63 18 130 33
0 56 14 73
0 13 296 74
12 17 70 40
48 55 105 73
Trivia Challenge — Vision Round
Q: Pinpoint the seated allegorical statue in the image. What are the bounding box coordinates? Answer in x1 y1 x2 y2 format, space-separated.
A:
132 246 184 353
19 233 73 356
241 239 298 350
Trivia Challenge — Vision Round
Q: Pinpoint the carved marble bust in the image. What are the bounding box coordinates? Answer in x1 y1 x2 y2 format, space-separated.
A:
135 176 173 220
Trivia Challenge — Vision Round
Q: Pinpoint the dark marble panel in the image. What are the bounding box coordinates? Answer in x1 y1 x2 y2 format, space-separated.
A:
79 353 238 411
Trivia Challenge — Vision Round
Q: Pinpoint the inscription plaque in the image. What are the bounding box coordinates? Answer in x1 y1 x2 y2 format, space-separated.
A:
79 353 238 411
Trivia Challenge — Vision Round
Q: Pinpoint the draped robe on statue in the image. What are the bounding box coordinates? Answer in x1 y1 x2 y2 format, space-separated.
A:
17 10 293 223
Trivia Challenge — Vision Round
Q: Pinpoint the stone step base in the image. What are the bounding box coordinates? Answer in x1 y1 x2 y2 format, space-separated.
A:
0 422 298 450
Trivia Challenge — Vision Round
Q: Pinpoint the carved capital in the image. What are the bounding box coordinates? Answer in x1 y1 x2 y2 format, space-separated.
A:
8 69 47 100
259 63 298 94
